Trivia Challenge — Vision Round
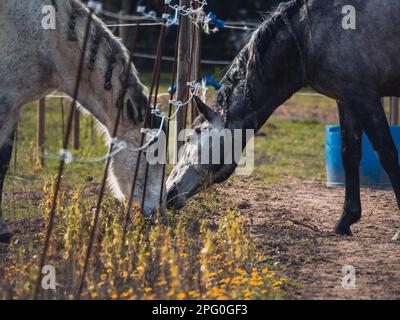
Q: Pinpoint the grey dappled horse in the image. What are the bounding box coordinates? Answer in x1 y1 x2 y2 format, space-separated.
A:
166 0 400 240
0 0 165 243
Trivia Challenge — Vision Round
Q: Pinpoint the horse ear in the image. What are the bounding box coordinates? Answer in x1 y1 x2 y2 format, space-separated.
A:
193 96 221 123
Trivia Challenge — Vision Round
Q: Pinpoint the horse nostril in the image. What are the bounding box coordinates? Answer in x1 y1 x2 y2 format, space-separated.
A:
166 186 178 209
142 207 155 220
0 217 13 244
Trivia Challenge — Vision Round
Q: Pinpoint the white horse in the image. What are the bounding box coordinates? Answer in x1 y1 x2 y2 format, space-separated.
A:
0 0 165 243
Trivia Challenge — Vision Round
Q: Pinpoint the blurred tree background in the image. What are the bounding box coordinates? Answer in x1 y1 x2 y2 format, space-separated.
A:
88 0 285 73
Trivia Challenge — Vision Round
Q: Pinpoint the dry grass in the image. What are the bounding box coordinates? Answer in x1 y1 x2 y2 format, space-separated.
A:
0 176 288 300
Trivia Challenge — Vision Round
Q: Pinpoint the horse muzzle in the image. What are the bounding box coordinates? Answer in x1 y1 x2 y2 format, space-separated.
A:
0 216 13 244
166 184 187 210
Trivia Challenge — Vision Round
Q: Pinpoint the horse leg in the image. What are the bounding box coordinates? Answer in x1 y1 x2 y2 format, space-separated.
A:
0 114 16 244
349 96 400 240
0 131 15 244
334 102 362 236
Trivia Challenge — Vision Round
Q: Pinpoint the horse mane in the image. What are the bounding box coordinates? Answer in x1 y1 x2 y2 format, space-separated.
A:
68 0 134 83
65 0 146 119
216 0 304 124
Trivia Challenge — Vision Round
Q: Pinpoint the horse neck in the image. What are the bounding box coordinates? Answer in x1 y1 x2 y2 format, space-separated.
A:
51 1 126 133
59 74 116 131
224 13 306 133
240 68 304 134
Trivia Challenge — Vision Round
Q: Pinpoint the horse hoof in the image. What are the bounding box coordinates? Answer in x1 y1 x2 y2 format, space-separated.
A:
391 231 400 241
334 222 353 236
0 229 13 244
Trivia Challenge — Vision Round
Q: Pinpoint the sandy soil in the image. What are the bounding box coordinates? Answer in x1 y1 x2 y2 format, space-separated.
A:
217 176 400 299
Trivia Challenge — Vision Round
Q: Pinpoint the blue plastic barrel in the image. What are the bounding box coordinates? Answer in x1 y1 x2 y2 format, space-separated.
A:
325 125 400 188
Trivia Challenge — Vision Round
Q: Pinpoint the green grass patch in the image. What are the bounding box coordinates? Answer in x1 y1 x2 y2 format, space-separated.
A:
253 117 327 184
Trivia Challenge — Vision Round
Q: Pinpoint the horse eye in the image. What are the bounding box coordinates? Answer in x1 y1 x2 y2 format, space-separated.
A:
195 128 201 134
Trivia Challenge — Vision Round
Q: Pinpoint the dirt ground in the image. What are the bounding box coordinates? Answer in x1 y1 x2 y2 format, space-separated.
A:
217 175 400 300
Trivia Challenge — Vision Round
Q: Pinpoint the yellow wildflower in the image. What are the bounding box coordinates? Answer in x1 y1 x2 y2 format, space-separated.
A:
176 292 186 300
236 268 246 276
111 293 119 299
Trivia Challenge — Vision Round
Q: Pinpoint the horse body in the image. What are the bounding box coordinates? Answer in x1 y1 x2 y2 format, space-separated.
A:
308 0 400 98
167 0 400 240
1 1 53 110
0 0 165 243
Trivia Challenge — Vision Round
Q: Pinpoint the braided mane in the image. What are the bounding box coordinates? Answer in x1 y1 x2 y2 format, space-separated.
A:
64 0 146 121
